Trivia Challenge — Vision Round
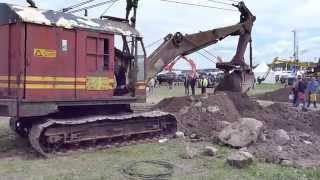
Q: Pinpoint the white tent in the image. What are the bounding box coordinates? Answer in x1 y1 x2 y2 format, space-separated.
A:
253 62 275 84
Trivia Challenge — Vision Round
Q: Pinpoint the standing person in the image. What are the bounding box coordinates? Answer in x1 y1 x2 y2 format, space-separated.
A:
305 77 310 107
291 79 298 106
168 79 173 90
307 77 319 108
184 74 190 95
148 77 155 95
200 75 209 94
294 75 307 108
190 75 197 96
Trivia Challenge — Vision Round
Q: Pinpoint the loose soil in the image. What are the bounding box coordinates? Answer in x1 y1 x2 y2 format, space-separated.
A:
256 87 292 102
256 86 320 103
155 94 240 137
155 89 320 168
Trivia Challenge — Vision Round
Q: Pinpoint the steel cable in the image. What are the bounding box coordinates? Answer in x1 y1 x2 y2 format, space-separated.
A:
207 0 234 6
160 0 237 12
60 0 96 12
196 51 217 64
145 38 164 49
122 160 174 180
183 38 218 63
69 0 119 14
100 0 120 16
221 0 240 3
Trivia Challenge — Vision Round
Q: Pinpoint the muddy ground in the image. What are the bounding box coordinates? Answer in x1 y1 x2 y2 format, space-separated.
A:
256 87 292 102
154 90 320 168
155 94 240 137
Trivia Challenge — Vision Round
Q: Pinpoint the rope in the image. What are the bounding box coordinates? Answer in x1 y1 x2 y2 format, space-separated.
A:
160 0 237 12
122 160 174 180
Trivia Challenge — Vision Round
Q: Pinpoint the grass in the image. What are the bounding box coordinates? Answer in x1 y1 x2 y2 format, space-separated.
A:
148 83 283 103
147 85 205 103
0 83 318 180
248 83 283 96
0 124 319 180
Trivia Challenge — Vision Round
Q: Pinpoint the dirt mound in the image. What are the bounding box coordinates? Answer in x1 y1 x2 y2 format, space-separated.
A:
154 93 240 137
240 102 320 168
257 87 320 103
249 129 320 168
155 92 320 168
241 103 320 135
256 87 291 102
226 92 263 114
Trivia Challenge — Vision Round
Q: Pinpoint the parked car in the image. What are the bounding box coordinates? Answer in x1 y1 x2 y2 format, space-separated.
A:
157 72 177 85
176 74 186 82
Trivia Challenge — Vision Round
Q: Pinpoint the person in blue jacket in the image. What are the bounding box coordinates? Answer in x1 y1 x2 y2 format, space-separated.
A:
307 77 319 108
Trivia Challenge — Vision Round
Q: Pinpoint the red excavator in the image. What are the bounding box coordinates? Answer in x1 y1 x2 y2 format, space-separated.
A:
0 0 255 156
161 56 197 84
164 56 197 77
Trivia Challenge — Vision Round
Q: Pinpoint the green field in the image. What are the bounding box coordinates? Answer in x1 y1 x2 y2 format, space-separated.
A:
248 83 283 96
0 83 318 180
148 83 283 103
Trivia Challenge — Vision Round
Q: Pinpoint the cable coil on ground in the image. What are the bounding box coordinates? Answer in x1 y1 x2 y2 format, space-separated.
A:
122 160 174 180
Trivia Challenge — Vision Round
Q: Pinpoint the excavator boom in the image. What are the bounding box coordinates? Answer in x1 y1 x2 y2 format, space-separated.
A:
146 1 256 93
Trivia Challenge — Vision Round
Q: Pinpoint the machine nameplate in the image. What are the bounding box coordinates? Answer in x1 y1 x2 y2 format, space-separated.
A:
86 77 112 91
33 48 57 58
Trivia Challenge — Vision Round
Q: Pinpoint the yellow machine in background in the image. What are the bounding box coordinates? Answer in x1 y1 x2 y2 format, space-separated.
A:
258 57 311 85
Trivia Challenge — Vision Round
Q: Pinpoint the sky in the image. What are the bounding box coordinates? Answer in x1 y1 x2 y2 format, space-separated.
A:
3 0 320 70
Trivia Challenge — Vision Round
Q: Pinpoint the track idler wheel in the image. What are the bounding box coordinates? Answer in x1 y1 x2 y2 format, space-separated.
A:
9 118 30 138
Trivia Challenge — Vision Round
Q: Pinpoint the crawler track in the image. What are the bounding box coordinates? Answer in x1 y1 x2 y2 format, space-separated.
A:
28 111 177 157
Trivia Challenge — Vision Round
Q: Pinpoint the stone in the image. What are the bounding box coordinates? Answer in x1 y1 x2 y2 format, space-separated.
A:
299 133 311 141
239 147 248 152
194 102 202 107
218 118 263 148
227 150 254 168
207 106 220 113
190 133 199 139
259 133 267 142
219 121 231 129
303 140 312 145
277 146 283 152
299 132 311 139
158 138 168 143
179 106 190 114
201 94 209 99
181 145 198 159
274 129 290 145
256 100 275 107
175 131 185 139
280 160 294 167
204 146 218 156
